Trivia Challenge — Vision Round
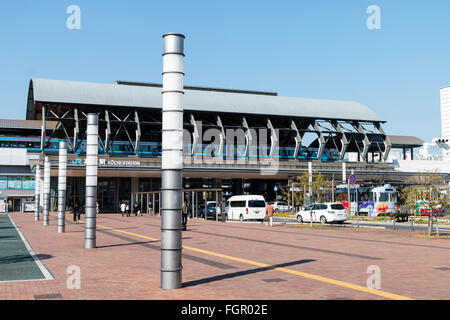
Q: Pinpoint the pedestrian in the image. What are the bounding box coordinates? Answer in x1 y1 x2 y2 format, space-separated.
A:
133 201 139 216
96 201 100 216
265 202 274 227
73 203 80 224
148 200 152 215
126 202 130 217
120 202 126 217
182 200 188 230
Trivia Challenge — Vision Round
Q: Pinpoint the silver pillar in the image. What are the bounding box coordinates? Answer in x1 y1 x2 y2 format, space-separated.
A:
161 33 184 290
84 114 98 249
34 164 41 221
43 156 50 226
40 168 44 218
57 141 68 233
342 162 347 183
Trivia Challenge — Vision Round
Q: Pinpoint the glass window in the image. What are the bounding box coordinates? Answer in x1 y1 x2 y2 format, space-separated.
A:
379 193 389 202
389 193 397 202
0 176 7 189
248 200 266 208
331 204 345 210
0 141 9 148
230 201 246 208
7 176 22 189
22 176 35 189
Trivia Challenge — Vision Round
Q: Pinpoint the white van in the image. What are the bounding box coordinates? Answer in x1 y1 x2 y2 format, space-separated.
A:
225 195 266 222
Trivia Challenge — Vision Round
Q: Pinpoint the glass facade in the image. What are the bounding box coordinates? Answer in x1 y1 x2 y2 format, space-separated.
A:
51 177 131 213
0 176 35 190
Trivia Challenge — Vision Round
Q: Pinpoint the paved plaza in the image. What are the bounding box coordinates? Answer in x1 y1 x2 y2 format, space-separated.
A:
0 212 449 300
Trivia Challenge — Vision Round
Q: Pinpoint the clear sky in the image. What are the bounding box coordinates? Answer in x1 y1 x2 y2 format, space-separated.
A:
0 0 449 142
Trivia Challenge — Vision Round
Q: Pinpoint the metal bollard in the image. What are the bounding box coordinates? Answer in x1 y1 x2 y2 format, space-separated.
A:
393 214 396 230
411 218 414 231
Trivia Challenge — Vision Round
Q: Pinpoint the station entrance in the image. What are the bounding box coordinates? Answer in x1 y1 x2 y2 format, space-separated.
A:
131 188 223 220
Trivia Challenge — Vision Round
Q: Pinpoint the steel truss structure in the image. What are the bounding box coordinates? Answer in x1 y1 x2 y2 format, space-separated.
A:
34 97 391 163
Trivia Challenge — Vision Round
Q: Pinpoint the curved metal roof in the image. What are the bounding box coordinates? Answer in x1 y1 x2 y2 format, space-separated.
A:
27 78 383 122
388 135 424 148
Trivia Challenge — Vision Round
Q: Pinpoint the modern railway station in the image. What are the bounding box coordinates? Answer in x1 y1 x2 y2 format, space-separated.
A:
0 78 427 213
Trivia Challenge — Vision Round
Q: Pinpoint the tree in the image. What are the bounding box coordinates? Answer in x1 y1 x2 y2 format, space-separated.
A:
280 171 331 209
399 172 450 236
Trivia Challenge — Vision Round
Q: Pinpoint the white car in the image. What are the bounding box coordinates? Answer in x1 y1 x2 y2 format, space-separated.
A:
296 203 347 224
270 201 291 212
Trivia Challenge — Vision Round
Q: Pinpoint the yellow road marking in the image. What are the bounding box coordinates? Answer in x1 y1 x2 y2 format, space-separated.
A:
51 212 414 300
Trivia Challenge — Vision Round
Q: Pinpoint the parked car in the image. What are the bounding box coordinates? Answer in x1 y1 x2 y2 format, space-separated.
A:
200 201 222 219
296 203 347 224
225 195 266 222
270 201 291 212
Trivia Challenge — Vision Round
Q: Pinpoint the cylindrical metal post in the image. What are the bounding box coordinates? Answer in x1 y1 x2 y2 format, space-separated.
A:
342 162 346 183
57 141 68 233
161 33 185 290
43 156 51 226
35 164 41 221
84 114 98 249
153 193 155 215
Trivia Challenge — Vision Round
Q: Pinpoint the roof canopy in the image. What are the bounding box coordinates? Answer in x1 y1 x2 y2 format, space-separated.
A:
27 78 383 123
388 135 424 148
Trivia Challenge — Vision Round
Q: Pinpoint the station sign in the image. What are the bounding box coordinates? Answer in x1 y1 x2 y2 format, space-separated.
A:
69 158 141 167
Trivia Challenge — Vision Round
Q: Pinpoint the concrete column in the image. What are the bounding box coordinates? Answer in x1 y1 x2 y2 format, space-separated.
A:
34 164 41 221
161 33 184 290
84 114 98 249
57 141 68 233
43 156 50 226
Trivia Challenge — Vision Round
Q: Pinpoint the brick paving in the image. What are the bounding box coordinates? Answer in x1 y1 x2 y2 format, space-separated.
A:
0 212 449 300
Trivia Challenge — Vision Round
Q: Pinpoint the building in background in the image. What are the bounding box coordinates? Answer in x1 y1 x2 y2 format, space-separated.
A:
0 78 434 212
440 86 450 141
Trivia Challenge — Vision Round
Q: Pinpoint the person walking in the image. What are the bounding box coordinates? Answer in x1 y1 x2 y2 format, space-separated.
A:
73 203 80 224
133 201 139 216
265 202 274 227
126 202 130 217
182 200 188 231
120 202 126 217
96 201 100 216
147 199 152 215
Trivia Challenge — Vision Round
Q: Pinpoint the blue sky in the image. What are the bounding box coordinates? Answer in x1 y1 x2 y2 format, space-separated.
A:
0 0 449 142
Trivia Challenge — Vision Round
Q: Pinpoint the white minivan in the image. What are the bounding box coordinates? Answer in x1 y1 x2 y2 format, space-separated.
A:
225 195 266 222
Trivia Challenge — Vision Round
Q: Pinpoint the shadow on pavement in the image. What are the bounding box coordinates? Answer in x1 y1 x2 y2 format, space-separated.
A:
182 259 315 288
0 253 53 265
97 240 160 249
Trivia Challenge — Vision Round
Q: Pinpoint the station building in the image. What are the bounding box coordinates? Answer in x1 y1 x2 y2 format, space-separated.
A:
0 78 425 212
